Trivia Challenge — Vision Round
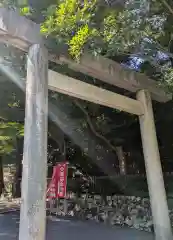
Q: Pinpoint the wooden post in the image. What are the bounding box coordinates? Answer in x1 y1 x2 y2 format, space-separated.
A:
137 90 172 240
19 44 48 240
56 198 60 215
115 146 126 175
63 199 68 215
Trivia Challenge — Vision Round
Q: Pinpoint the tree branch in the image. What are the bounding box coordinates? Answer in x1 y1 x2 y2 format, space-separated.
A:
161 0 173 16
73 99 123 154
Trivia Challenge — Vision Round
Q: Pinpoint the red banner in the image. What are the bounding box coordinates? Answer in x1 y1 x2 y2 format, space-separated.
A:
47 162 68 199
57 162 68 198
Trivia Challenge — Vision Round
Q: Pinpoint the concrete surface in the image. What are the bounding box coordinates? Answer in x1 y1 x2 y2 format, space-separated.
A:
0 212 154 240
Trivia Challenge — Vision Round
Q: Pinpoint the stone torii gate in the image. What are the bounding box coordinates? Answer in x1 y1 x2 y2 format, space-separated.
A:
0 7 172 240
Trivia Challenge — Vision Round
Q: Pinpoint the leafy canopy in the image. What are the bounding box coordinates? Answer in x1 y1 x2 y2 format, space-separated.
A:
41 0 165 59
40 0 173 91
3 0 173 91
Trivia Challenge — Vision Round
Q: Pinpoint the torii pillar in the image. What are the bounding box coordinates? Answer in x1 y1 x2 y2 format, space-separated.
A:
137 90 172 240
19 44 48 240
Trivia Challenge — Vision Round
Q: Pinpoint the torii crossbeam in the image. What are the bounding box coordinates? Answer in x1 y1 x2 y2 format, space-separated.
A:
0 7 172 240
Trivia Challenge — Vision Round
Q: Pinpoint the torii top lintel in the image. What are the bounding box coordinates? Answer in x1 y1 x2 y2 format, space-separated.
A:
0 7 171 103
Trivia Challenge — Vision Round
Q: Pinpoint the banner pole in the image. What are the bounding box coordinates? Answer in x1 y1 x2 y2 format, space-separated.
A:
64 163 68 215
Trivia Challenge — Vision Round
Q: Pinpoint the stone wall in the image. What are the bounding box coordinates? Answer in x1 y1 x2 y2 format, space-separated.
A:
3 166 173 232
48 194 173 233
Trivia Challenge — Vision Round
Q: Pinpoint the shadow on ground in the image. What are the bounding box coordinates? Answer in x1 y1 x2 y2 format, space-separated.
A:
0 212 154 240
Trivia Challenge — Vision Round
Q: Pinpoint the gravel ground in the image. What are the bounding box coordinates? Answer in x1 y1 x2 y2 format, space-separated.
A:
0 211 154 240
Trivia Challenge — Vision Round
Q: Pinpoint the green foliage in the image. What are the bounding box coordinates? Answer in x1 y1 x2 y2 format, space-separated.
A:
2 0 173 92
0 121 24 155
41 0 165 59
40 0 173 92
20 6 31 16
162 67 173 93
0 0 31 16
0 0 19 8
41 0 97 58
68 25 98 58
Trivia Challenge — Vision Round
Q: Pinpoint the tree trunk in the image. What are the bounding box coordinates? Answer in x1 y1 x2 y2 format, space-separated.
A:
0 156 4 196
115 146 126 175
12 138 23 198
